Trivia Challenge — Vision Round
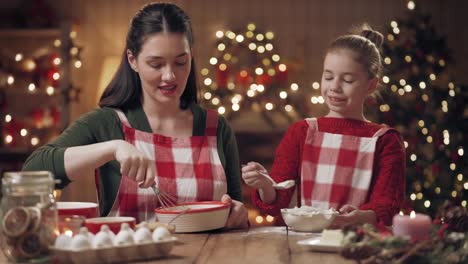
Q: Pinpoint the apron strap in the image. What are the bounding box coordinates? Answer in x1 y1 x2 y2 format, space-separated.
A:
372 127 391 138
114 109 132 128
305 117 319 131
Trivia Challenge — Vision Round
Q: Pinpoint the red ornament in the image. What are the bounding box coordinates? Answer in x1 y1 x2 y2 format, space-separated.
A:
255 74 272 86
437 223 449 238
46 69 58 81
236 70 251 87
4 120 22 135
30 108 45 128
50 53 58 64
3 119 25 147
50 106 61 126
275 64 288 84
216 66 229 88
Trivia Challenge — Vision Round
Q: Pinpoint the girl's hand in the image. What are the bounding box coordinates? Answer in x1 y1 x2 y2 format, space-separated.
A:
241 162 273 189
114 140 155 188
221 194 249 229
329 204 377 228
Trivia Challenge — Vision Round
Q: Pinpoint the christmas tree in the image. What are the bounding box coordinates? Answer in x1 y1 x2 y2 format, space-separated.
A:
199 23 318 129
377 0 467 216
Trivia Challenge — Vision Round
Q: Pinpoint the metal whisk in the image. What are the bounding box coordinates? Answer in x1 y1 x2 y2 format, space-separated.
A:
150 184 190 224
151 184 178 208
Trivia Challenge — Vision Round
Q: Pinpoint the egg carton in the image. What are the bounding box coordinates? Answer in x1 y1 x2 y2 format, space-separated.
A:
49 237 177 263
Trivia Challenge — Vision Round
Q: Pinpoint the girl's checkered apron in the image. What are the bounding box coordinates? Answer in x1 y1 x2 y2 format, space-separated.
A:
301 118 390 210
106 109 227 222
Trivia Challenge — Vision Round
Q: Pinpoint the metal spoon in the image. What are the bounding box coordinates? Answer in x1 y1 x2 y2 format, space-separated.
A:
256 170 296 190
242 164 295 190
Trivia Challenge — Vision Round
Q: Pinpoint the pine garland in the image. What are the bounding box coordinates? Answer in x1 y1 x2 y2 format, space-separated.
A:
340 204 468 264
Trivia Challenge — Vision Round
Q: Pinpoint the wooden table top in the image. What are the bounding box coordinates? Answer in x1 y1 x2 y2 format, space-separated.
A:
0 227 353 263
138 226 353 264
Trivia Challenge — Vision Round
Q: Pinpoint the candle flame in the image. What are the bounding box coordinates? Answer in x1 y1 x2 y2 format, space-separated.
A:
64 230 73 237
399 211 404 216
410 211 416 218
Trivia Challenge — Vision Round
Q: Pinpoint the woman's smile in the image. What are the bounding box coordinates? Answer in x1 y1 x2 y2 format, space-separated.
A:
158 84 178 95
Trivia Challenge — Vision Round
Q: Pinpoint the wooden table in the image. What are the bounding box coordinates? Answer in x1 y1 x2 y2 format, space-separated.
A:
139 227 352 264
0 227 353 263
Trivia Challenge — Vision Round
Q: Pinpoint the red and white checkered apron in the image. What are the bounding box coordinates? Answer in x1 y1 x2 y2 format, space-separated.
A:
300 118 390 210
107 109 227 222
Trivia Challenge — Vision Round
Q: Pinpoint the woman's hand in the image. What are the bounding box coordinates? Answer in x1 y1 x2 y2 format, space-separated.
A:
221 194 249 229
241 162 272 189
114 140 155 188
329 204 377 229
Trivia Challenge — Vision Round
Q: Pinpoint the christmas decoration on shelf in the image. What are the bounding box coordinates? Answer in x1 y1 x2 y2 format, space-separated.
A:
199 23 320 128
375 0 467 216
341 203 468 264
0 26 83 150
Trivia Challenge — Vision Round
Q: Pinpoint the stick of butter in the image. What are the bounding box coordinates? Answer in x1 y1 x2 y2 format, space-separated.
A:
320 229 344 246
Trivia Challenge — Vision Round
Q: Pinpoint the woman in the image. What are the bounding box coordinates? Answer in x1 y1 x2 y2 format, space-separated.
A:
23 3 248 228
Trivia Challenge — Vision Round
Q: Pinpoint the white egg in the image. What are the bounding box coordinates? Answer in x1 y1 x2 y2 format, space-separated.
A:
120 223 135 235
115 224 135 246
133 226 152 243
54 234 72 249
152 226 171 241
93 225 115 248
70 233 92 250
100 224 116 240
77 226 95 243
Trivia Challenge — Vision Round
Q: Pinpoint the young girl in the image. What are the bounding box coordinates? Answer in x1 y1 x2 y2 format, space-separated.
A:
23 3 248 228
242 25 406 227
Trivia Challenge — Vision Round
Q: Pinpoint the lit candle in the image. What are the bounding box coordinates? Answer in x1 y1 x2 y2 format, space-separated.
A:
392 211 432 241
58 215 85 237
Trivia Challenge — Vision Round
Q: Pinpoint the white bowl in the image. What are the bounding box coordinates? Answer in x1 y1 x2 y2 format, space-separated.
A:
281 206 338 232
154 201 230 233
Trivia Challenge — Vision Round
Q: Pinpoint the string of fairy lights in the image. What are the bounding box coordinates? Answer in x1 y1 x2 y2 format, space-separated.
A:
199 23 325 126
0 28 82 149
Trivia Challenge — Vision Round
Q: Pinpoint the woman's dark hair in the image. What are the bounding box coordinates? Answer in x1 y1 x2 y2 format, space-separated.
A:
327 23 384 80
99 2 197 110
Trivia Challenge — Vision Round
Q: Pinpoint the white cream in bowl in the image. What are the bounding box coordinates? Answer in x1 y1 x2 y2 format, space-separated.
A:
281 206 338 232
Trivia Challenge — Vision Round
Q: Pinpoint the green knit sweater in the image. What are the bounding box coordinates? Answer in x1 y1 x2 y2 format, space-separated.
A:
22 103 241 216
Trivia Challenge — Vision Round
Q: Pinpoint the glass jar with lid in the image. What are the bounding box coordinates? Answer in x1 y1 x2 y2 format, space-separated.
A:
1 171 58 263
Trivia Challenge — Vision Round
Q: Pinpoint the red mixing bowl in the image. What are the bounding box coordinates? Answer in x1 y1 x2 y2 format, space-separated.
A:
57 202 99 219
85 216 136 234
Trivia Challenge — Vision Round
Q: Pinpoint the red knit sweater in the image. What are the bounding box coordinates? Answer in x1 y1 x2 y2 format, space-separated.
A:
252 117 406 225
